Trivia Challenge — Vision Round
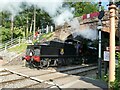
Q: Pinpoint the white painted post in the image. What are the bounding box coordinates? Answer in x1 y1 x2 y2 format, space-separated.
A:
46 25 49 33
19 37 20 46
51 26 53 32
5 44 7 51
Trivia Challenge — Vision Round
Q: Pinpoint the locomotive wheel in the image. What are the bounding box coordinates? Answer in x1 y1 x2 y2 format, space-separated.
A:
46 61 50 68
29 61 34 69
29 58 40 69
40 61 43 68
40 59 50 68
65 58 73 65
53 59 58 66
57 58 63 66
25 61 30 67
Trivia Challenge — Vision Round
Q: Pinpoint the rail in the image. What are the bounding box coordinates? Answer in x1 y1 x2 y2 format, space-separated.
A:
0 35 33 52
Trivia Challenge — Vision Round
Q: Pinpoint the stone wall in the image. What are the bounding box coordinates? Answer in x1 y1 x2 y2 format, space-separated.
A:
77 11 119 36
55 10 119 40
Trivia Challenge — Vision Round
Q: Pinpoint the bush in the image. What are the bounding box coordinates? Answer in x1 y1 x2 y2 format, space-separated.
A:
103 52 120 89
111 52 120 89
1 27 11 42
114 52 120 89
1 27 24 42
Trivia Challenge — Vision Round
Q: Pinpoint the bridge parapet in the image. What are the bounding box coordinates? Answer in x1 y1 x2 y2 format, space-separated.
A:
77 11 119 36
55 10 119 40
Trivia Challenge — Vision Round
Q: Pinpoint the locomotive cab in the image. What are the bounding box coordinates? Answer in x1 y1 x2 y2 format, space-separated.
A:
22 45 41 67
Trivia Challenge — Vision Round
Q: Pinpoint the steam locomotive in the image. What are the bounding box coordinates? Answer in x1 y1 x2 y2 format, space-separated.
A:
22 39 97 68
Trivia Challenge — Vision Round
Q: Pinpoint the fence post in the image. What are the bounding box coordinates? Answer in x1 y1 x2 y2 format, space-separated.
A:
5 43 7 51
11 39 12 46
19 37 20 46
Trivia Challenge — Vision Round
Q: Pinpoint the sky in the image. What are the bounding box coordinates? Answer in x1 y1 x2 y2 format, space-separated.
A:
102 1 109 10
96 0 109 10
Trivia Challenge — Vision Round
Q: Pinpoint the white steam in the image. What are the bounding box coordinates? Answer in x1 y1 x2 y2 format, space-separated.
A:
0 0 98 41
0 0 74 26
53 9 74 26
27 0 63 16
0 0 22 17
69 18 98 41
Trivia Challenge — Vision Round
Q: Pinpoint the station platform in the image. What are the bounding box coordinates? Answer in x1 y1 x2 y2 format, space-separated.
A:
1 65 108 89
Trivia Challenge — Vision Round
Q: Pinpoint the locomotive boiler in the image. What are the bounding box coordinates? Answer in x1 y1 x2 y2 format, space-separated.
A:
22 39 97 68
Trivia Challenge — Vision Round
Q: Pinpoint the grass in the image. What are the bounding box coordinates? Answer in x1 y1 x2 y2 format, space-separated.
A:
39 32 53 40
8 43 27 54
7 32 54 53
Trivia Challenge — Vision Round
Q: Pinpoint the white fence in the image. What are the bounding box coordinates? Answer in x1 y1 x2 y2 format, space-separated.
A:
0 35 33 52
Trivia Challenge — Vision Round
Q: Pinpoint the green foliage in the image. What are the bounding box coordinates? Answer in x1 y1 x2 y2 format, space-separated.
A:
0 11 11 27
103 74 109 83
112 52 120 89
0 2 103 43
13 27 24 38
33 32 53 44
116 1 120 7
1 27 23 42
8 43 27 54
102 52 120 89
67 2 99 17
1 27 11 42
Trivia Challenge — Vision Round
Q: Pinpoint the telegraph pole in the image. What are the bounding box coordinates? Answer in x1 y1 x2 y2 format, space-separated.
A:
108 0 116 85
118 5 120 45
11 15 14 42
33 6 36 38
98 1 102 79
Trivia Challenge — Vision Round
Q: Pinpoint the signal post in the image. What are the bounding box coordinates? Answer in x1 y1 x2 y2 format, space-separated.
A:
108 1 117 85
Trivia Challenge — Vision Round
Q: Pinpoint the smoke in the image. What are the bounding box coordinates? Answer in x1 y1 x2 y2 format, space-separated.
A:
0 0 74 26
27 0 64 16
0 0 98 41
0 0 22 17
69 18 98 41
27 0 74 26
53 9 74 26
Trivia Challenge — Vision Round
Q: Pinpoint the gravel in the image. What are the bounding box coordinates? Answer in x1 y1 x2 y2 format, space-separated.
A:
0 74 24 83
1 78 39 88
0 71 11 76
27 82 52 88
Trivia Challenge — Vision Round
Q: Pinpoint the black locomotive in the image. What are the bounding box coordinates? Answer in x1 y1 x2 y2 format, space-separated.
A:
22 39 97 68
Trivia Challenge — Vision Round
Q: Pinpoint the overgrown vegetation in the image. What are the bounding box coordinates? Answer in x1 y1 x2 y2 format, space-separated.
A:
67 2 100 17
33 32 53 44
2 32 53 53
8 43 27 54
1 27 23 42
111 52 120 89
103 52 120 89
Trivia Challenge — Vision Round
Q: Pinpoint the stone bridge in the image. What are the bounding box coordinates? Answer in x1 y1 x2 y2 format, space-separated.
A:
54 10 119 41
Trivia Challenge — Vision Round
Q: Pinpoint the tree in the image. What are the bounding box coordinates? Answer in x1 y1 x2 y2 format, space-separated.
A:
66 2 99 17
1 27 11 42
0 11 11 28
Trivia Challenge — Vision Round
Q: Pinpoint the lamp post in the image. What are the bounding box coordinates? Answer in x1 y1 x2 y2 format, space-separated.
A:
108 0 116 85
97 1 102 79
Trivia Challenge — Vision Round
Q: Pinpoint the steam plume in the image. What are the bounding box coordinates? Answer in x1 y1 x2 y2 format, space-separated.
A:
0 0 98 41
69 18 98 41
0 0 74 26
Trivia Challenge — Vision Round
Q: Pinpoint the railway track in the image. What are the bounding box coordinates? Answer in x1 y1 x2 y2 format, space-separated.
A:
0 64 106 89
57 64 97 75
0 68 55 89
